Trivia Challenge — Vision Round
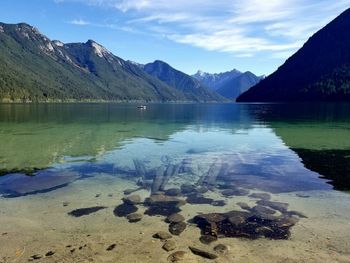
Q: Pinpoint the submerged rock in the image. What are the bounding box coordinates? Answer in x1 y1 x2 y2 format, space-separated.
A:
221 188 249 197
189 246 218 259
163 240 177 252
199 235 217 244
153 231 172 240
186 193 214 205
106 244 117 251
166 213 185 223
68 206 106 217
165 188 181 196
127 213 143 223
249 193 271 200
213 244 228 254
251 205 276 215
211 200 226 207
193 209 295 240
236 202 251 211
144 194 185 216
257 200 289 213
122 195 142 205
113 203 138 217
169 222 186 235
167 251 188 262
180 184 196 194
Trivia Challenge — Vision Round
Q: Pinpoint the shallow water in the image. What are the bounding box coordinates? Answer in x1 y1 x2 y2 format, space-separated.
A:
0 103 349 262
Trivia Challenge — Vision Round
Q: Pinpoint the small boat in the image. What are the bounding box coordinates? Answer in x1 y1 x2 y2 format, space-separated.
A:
137 105 147 110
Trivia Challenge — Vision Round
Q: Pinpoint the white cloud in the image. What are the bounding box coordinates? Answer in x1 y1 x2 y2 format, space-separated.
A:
69 19 90 26
58 0 350 59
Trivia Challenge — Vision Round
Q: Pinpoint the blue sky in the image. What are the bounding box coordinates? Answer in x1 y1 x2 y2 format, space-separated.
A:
0 0 349 75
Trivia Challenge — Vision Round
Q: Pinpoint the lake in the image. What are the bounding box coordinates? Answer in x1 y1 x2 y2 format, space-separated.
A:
0 103 349 262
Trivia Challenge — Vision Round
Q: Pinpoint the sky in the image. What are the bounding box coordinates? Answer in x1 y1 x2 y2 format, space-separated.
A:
0 0 349 76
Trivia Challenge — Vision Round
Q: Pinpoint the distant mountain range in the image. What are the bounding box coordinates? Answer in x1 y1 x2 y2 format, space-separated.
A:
0 22 225 103
237 8 350 102
193 70 263 100
143 61 225 102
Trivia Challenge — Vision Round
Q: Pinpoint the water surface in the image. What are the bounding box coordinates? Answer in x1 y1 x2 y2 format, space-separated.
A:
0 103 349 262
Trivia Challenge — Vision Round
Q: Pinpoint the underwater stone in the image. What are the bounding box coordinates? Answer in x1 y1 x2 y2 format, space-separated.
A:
236 202 251 211
167 251 188 262
106 244 117 251
180 184 196 194
257 200 289 213
127 213 143 223
199 235 218 244
169 222 186 235
221 188 249 197
189 246 218 259
162 240 177 252
166 213 185 223
153 231 172 240
213 244 228 254
68 206 107 217
165 188 181 196
113 203 138 217
45 251 55 257
186 193 214 205
197 186 209 194
122 195 142 205
211 200 226 207
249 193 271 200
251 205 276 215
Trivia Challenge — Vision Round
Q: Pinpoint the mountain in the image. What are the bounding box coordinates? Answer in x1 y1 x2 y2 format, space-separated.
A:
143 60 225 102
193 69 262 100
0 22 223 102
193 69 242 91
237 8 350 102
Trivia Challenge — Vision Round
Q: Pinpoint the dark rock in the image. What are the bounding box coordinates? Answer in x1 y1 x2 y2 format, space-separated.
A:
113 203 138 217
31 255 42 260
153 231 172 240
296 193 310 198
221 188 249 197
169 222 186 235
251 205 276 215
228 215 245 226
180 184 196 194
199 235 217 244
211 200 226 207
165 188 181 196
193 209 294 240
236 202 251 210
162 240 177 252
127 213 143 223
197 186 209 194
186 193 213 205
45 251 55 257
213 244 228 254
122 195 141 205
144 194 185 216
106 244 116 251
166 213 185 223
287 210 307 218
63 201 69 207
249 193 271 200
68 206 107 217
189 246 218 259
257 200 289 213
167 251 188 262
95 193 101 198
